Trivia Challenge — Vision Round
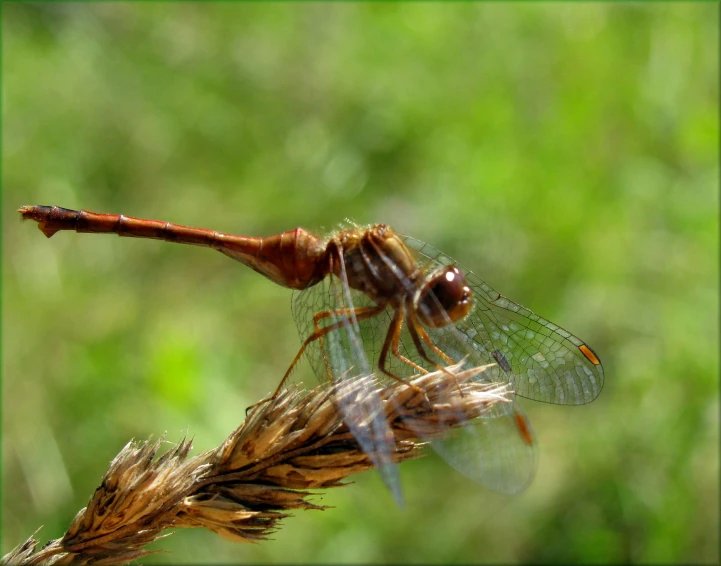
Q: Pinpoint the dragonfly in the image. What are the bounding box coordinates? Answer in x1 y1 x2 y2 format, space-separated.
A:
19 205 604 504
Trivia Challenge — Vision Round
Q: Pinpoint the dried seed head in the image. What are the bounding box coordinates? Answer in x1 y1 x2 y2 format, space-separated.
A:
4 364 511 566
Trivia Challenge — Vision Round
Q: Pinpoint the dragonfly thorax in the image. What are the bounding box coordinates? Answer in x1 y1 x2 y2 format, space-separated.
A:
328 225 473 328
329 224 422 306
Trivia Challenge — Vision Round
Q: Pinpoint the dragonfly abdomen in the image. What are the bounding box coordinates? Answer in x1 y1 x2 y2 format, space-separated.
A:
18 205 329 290
219 227 328 290
19 205 231 245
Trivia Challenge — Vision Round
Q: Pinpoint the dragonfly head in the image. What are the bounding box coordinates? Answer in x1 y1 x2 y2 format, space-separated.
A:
416 265 473 328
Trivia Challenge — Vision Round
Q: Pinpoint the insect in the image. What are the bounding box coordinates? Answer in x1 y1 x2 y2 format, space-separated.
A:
19 205 604 502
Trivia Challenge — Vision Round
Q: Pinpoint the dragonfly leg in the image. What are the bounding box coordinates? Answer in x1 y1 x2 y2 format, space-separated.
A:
406 304 455 366
377 304 427 395
312 305 386 383
245 305 384 415
405 305 465 394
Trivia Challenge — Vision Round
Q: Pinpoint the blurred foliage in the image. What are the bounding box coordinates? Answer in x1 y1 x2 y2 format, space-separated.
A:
3 3 718 564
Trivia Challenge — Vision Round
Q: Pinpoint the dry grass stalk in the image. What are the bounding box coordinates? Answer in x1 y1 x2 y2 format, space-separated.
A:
3 364 511 566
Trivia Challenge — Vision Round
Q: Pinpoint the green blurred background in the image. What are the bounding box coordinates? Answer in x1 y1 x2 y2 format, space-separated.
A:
3 3 718 564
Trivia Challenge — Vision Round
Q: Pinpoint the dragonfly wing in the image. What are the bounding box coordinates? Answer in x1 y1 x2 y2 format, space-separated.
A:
292 267 402 505
431 396 537 494
403 323 539 493
400 235 605 405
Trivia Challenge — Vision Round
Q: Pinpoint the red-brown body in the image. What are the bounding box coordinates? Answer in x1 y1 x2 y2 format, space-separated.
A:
19 203 474 362
18 206 438 305
19 205 329 290
18 204 473 385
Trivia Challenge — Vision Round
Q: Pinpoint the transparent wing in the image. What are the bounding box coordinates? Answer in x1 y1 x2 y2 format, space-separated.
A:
431 399 537 495
401 235 605 406
291 255 402 505
409 322 538 493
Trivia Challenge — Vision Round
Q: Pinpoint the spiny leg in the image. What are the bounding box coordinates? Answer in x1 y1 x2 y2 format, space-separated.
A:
313 305 386 384
377 304 427 395
408 305 472 397
246 304 385 414
403 307 469 411
405 304 466 396
407 317 462 383
407 304 455 366
378 306 428 378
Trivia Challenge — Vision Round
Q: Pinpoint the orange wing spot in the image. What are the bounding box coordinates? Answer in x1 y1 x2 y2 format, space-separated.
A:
579 344 601 365
514 412 534 447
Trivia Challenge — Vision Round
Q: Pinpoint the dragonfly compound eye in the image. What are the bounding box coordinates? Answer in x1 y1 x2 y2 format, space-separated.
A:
417 266 473 328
